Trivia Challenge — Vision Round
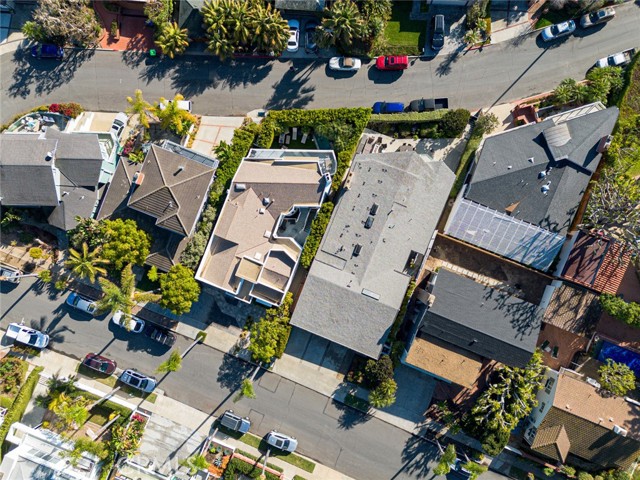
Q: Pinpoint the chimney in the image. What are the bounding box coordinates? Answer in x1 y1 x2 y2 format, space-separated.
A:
45 151 54 161
133 172 145 186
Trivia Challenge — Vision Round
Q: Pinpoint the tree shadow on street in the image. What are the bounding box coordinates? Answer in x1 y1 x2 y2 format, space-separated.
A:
397 432 439 479
435 47 464 77
265 64 315 110
6 47 96 99
330 398 372 430
217 353 254 392
29 314 69 345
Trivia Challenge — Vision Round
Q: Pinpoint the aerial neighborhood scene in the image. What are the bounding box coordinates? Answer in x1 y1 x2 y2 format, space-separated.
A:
1 0 640 479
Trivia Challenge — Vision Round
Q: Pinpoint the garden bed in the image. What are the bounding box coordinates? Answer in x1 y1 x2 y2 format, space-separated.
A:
0 356 29 407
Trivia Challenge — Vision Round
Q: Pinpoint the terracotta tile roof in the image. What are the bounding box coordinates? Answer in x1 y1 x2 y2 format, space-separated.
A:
542 283 599 335
530 425 570 462
562 230 631 295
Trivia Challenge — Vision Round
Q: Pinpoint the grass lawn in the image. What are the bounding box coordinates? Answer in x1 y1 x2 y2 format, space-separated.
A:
344 393 370 412
534 7 580 29
0 395 14 408
383 1 425 55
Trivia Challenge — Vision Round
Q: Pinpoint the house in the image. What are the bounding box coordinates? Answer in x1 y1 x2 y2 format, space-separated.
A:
0 422 101 479
97 141 217 271
525 369 640 471
290 152 454 359
536 281 599 370
196 149 336 307
404 268 543 389
445 104 619 271
0 129 117 231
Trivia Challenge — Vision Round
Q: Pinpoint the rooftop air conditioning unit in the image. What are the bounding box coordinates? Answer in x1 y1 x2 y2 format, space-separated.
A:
614 425 628 437
235 183 246 191
586 377 601 389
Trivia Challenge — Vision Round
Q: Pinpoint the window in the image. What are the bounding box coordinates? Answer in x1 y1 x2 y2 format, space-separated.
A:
539 402 546 413
545 377 555 394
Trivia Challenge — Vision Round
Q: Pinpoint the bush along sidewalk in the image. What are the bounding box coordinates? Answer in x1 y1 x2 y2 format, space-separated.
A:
0 366 44 461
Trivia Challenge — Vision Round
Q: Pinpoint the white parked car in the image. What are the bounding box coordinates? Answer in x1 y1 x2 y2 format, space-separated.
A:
111 310 145 333
540 20 576 42
110 112 128 140
287 19 300 53
159 99 192 113
266 431 298 453
66 292 97 316
119 369 156 393
5 323 49 349
329 57 361 72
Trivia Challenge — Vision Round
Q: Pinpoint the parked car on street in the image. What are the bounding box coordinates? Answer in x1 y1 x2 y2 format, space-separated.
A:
305 20 319 53
31 43 64 60
5 323 49 349
432 14 445 51
0 264 21 283
219 410 251 433
409 98 449 112
82 353 117 375
580 7 615 28
287 19 300 53
266 431 298 452
328 56 361 72
112 310 145 333
119 369 156 393
148 325 176 346
372 102 405 114
66 292 98 316
110 112 128 140
159 99 192 113
540 20 576 42
595 48 636 68
375 55 409 71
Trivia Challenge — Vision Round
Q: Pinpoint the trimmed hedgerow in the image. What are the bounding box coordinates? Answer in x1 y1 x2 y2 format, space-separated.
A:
368 110 448 124
300 202 334 269
224 456 281 480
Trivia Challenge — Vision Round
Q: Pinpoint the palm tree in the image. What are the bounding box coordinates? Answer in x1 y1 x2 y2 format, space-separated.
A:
214 140 233 163
155 22 190 59
126 89 152 128
97 264 161 318
180 454 210 475
65 242 109 283
361 0 392 21
251 3 288 54
464 29 482 46
153 93 197 135
49 393 91 431
321 0 365 48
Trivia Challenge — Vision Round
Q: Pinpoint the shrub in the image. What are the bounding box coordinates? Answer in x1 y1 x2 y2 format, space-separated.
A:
224 457 281 480
480 428 510 456
110 20 118 37
300 202 334 269
0 357 28 394
578 472 594 480
600 294 640 326
389 280 415 340
29 247 44 260
48 102 83 118
439 109 471 138
363 355 394 389
450 124 483 198
368 110 448 124
475 112 499 135
559 465 576 478
598 358 636 396
368 378 397 408
0 367 43 459
544 467 556 477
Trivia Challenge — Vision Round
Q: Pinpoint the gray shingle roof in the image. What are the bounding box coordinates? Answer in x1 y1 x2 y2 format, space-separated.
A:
420 268 542 367
466 106 618 235
46 130 103 187
0 135 59 206
291 152 455 358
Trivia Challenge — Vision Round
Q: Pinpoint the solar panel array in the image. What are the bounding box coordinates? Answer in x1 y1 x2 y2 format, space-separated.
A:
446 199 565 271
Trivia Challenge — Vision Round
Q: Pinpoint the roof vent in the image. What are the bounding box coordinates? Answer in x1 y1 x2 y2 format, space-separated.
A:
133 172 145 186
528 157 535 163
263 197 271 206
344 172 354 190
263 230 271 238
62 191 69 196
507 165 512 170
614 425 628 437
177 165 185 173
235 183 247 191
259 208 265 214
538 170 547 179
45 151 54 161
541 182 551 194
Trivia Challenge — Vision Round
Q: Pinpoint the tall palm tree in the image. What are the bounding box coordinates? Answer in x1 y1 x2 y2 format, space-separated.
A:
214 140 233 163
153 94 197 135
65 242 108 283
97 264 161 317
126 89 152 128
252 3 289 54
155 22 190 59
321 0 365 48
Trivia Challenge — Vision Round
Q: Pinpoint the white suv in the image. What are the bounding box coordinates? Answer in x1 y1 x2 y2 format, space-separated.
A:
5 323 49 348
66 292 97 316
111 310 145 333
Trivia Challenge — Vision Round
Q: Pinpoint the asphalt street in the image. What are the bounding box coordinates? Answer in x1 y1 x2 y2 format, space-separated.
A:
1 4 640 122
0 277 462 480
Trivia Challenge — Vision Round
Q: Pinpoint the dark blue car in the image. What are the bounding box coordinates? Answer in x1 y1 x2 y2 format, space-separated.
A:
31 44 64 60
372 102 405 114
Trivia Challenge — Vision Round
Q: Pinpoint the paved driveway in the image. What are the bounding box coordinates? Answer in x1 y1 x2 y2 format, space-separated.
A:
423 6 467 56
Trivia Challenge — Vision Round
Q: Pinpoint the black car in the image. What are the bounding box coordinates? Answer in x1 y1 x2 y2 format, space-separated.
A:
409 97 449 112
305 20 319 53
148 326 176 346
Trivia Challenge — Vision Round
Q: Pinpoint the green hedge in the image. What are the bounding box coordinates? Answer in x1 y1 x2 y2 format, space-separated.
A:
389 279 415 341
450 127 483 199
224 457 281 480
601 294 640 326
181 122 260 269
235 449 283 472
256 108 371 191
300 202 334 269
0 366 43 460
368 110 448 124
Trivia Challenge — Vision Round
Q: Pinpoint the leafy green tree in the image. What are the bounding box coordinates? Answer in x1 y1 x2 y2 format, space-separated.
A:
434 443 456 475
440 109 471 137
156 350 182 373
364 355 394 389
29 247 44 260
248 293 293 364
475 112 499 135
318 0 365 49
69 217 106 250
463 461 489 480
62 438 108 466
23 0 101 46
101 219 151 271
559 465 577 477
158 264 201 315
147 266 159 282
126 90 152 129
38 270 52 283
144 0 173 25
240 378 256 399
368 378 397 408
180 454 210 475
464 28 482 46
599 359 636 397
97 264 161 317
153 93 197 135
600 294 640 326
155 22 190 59
578 472 594 480
49 392 90 431
65 242 108 283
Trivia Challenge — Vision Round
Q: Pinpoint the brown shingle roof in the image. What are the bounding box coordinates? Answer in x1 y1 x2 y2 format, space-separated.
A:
543 283 599 335
128 145 215 236
562 230 631 295
530 425 570 463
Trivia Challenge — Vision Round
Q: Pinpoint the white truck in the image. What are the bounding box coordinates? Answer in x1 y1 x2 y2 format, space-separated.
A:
596 48 636 68
5 323 49 348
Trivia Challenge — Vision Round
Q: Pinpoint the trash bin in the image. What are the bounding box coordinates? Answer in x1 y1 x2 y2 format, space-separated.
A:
149 49 157 57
